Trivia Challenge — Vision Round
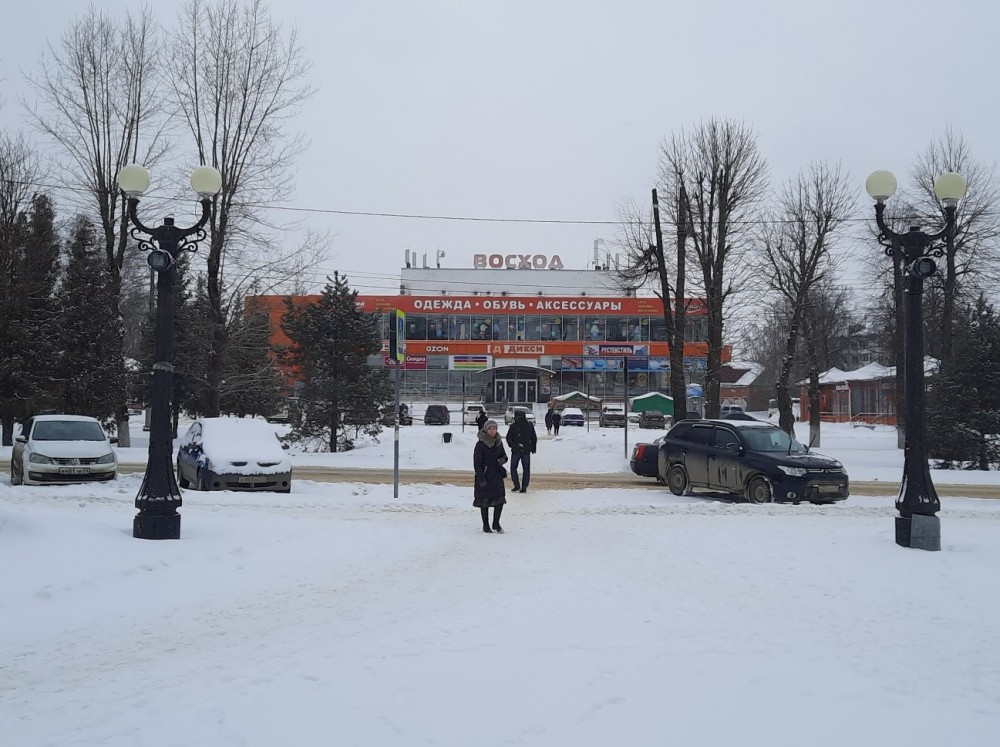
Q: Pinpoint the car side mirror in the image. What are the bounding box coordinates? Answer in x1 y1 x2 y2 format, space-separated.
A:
726 442 742 453
110 437 119 444
15 435 26 443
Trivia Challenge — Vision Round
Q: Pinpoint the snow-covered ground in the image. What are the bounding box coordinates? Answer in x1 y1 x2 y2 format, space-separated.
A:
2 413 999 745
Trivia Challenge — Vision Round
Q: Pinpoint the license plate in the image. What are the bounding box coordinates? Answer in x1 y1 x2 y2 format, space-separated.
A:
238 476 259 483
817 484 841 494
58 467 91 475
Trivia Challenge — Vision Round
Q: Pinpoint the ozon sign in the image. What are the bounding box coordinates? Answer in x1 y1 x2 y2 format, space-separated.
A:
473 253 564 270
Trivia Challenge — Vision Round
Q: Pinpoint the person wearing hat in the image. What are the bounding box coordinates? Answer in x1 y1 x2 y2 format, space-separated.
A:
473 419 508 533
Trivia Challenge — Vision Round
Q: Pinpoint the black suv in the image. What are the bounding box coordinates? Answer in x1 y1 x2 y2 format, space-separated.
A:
423 404 451 425
657 420 848 504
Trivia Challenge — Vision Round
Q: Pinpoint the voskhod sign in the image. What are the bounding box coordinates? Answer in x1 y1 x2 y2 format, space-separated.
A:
473 254 564 270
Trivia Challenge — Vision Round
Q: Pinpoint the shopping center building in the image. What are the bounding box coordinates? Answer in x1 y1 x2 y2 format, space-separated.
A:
250 249 725 405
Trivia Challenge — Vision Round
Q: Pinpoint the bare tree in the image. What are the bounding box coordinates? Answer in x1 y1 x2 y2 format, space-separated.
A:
24 5 168 445
168 0 315 416
658 119 768 417
762 162 855 437
616 187 691 420
907 127 1000 359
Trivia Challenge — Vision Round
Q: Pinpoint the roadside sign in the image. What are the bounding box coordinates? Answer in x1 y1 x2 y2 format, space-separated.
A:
389 310 406 362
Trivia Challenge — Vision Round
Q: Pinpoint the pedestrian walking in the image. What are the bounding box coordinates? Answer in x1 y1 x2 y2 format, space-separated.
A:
475 409 488 432
505 409 537 493
473 419 508 533
552 409 562 436
544 406 554 435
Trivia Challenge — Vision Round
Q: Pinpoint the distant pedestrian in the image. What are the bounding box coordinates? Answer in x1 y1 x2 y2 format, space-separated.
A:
473 420 508 533
475 409 488 432
552 409 562 436
505 409 537 493
544 406 555 435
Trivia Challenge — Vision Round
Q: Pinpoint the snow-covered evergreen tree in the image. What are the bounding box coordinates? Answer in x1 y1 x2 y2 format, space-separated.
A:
280 273 391 452
927 294 1000 470
54 215 125 423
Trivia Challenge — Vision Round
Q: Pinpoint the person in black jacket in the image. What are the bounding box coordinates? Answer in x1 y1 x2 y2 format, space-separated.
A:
473 420 508 533
505 409 537 493
551 409 562 436
475 409 488 432
544 406 554 435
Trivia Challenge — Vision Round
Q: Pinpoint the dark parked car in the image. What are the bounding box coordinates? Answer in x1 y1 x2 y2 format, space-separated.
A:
423 404 451 425
638 411 667 429
657 420 848 504
630 437 665 479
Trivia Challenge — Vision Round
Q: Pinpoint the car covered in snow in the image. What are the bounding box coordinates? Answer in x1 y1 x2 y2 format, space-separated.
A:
559 407 585 426
599 404 627 427
10 414 118 486
176 417 291 493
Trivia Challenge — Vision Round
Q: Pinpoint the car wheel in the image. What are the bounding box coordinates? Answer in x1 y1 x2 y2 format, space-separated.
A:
746 475 773 504
666 464 690 496
177 461 190 489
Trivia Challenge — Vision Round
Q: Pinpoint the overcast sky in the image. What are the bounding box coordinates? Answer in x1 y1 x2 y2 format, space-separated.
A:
2 0 999 296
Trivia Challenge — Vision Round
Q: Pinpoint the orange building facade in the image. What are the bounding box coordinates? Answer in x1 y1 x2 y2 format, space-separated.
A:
250 293 726 405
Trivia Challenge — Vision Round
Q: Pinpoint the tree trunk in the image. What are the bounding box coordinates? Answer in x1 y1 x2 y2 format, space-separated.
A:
2 415 13 447
669 187 688 421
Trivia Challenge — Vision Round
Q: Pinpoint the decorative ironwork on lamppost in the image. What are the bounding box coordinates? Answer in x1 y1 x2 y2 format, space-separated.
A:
865 169 967 551
117 164 223 540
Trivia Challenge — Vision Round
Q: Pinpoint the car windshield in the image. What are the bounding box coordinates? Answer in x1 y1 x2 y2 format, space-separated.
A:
32 420 106 441
740 427 806 454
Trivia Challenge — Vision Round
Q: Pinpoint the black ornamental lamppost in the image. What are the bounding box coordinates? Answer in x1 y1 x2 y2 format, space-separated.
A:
865 169 967 551
117 163 223 540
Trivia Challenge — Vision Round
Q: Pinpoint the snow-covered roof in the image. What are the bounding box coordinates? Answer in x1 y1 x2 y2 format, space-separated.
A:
552 390 600 402
630 391 673 402
721 361 764 387
807 359 938 385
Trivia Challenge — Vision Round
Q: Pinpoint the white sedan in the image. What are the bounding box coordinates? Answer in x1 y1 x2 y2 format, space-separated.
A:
10 414 118 485
504 406 536 425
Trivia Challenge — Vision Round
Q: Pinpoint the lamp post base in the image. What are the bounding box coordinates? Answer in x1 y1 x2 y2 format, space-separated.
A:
895 514 940 551
134 511 181 540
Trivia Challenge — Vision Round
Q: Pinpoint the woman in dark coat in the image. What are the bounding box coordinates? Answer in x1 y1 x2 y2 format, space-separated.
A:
473 419 508 533
544 407 554 435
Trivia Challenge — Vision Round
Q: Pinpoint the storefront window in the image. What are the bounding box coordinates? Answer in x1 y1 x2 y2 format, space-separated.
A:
563 316 581 341
649 316 668 341
452 315 471 340
508 316 525 341
407 315 427 340
524 318 543 341
472 316 493 340
492 315 508 340
584 317 604 341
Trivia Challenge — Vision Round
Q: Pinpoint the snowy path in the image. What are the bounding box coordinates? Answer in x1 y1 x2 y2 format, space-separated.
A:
3 477 999 746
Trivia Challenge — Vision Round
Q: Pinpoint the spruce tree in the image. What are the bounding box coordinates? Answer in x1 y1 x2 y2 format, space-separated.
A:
54 215 125 423
280 273 391 451
0 193 61 442
927 294 1000 469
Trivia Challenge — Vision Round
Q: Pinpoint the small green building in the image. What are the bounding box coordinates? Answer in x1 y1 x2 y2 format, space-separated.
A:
629 391 674 417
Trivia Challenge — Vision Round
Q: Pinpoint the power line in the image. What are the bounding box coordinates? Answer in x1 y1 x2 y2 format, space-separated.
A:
2 176 981 229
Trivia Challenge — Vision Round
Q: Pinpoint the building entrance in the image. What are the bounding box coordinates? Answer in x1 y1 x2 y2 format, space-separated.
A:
495 379 537 403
